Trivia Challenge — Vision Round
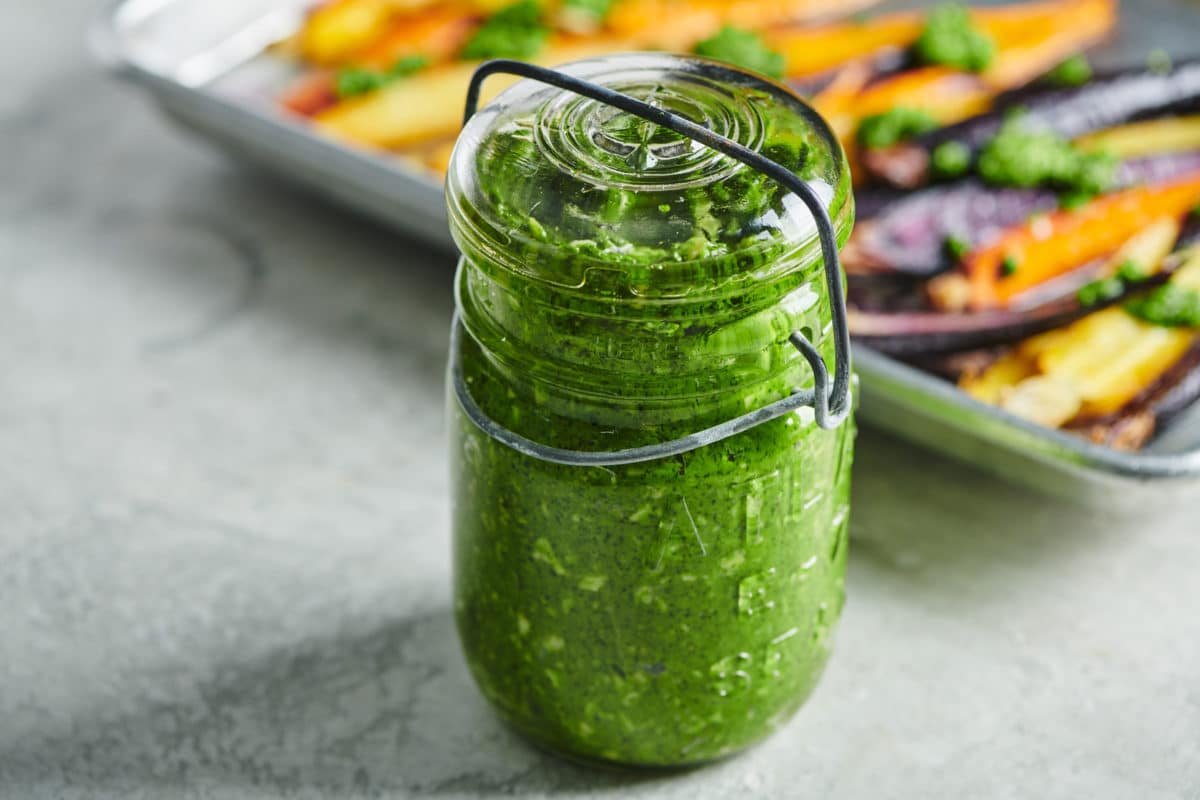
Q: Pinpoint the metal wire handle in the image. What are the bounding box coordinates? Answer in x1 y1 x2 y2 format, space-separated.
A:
452 59 852 467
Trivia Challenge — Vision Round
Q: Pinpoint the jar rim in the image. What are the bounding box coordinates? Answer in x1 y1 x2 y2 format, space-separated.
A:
445 53 853 300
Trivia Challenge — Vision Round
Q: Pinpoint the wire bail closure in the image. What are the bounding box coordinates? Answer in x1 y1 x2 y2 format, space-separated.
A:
451 59 853 467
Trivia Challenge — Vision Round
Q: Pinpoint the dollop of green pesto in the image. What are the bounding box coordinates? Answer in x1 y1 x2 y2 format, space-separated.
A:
913 3 996 72
1125 284 1200 327
943 234 970 262
561 0 613 22
450 88 854 766
977 111 1118 199
1147 48 1174 75
334 55 428 98
461 0 549 61
1043 54 1093 87
858 107 940 149
1078 262 1156 307
693 26 786 80
1077 276 1124 307
931 140 972 178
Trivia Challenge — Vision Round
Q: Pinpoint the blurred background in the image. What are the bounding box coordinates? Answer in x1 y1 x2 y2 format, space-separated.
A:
3 1 1199 797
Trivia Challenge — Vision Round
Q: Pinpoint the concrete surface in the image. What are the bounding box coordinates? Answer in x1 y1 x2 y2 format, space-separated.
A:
2 2 1198 798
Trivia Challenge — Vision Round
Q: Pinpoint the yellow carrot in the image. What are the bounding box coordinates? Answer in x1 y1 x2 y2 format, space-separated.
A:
300 0 410 65
1076 115 1200 159
314 38 634 148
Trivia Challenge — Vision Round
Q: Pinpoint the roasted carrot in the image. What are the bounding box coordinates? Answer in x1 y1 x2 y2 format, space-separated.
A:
1039 310 1196 416
767 0 1113 81
962 247 1200 427
352 5 482 69
314 37 636 148
852 67 994 124
606 0 882 50
810 61 875 139
767 15 924 79
844 0 1115 132
300 0 413 65
1075 115 1200 159
980 0 1116 90
955 174 1200 310
281 71 340 116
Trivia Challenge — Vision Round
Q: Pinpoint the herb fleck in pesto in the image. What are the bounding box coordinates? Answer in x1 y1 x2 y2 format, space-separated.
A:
461 0 549 60
858 107 940 150
977 111 1119 199
1078 261 1155 307
1117 260 1148 283
913 3 996 73
1077 276 1125 307
943 234 970 262
931 140 972 178
693 26 786 80
1126 284 1200 327
335 55 429 98
562 0 613 22
1043 54 1093 87
1147 48 1173 75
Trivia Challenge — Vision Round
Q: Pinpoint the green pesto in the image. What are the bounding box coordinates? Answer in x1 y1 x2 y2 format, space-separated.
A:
1043 54 1093 87
943 234 970 262
977 112 1119 198
693 27 786 80
450 86 855 767
461 0 549 61
1125 284 1200 327
913 3 995 73
562 0 613 21
334 55 428 98
858 107 940 149
1147 48 1173 75
1077 260 1151 307
1077 276 1124 307
931 140 972 178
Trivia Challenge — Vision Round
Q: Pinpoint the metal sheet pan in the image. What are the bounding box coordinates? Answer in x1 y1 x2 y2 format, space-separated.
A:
91 0 1200 499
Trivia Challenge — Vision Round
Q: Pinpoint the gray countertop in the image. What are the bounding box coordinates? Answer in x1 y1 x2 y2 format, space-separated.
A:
3 2 1199 798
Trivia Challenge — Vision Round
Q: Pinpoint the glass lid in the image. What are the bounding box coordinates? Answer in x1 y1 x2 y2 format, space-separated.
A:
446 53 853 296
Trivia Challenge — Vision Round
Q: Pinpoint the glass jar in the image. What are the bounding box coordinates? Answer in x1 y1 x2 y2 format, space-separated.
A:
446 54 855 768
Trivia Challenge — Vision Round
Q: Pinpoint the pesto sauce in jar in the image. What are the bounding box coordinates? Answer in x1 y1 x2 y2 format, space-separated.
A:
447 55 855 767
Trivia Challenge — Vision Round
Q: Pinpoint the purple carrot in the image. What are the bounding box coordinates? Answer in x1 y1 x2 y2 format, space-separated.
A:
849 269 1178 356
846 182 1057 276
847 151 1200 278
863 59 1200 188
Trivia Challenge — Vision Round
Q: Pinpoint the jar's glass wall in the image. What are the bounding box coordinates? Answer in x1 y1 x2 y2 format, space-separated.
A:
446 53 855 768
450 376 854 766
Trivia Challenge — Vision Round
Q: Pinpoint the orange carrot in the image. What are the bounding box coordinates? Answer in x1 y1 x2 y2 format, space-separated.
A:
981 0 1116 89
768 0 1113 80
768 15 924 79
852 66 994 123
606 0 883 50
281 71 339 117
352 5 481 70
963 173 1200 310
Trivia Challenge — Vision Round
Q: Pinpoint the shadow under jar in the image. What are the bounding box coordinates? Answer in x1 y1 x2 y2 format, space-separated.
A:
446 54 855 768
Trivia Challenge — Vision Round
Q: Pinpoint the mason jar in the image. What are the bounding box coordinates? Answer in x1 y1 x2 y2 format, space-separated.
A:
446 53 855 768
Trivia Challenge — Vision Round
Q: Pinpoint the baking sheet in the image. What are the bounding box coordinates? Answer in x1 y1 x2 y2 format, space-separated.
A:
91 0 1200 498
